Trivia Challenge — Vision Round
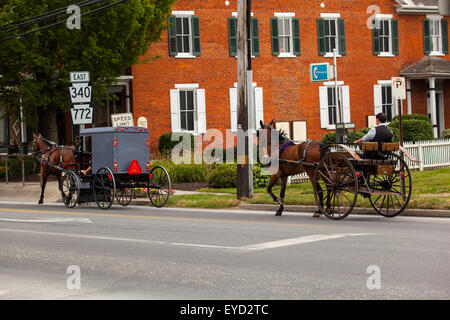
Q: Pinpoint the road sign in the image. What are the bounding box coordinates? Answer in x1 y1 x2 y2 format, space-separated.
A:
392 77 406 100
70 71 90 83
310 63 330 82
70 105 93 125
69 82 92 104
111 113 134 127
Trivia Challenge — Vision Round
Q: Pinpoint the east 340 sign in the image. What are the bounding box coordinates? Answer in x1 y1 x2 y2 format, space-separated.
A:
69 71 93 125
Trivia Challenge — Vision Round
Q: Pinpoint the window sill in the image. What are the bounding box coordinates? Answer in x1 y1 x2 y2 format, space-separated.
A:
378 53 395 57
175 54 197 59
429 52 445 57
278 53 296 58
323 53 342 58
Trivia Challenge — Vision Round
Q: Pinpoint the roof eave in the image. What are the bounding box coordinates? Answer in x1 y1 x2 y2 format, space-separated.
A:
396 5 439 14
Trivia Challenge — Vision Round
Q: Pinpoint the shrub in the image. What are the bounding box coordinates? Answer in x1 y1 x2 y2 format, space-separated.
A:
392 114 431 123
158 132 194 158
208 164 237 188
253 163 271 188
0 157 36 179
321 128 370 144
151 160 208 183
441 129 450 140
388 119 434 142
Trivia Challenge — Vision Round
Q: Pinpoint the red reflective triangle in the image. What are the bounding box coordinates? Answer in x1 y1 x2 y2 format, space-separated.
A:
128 160 142 175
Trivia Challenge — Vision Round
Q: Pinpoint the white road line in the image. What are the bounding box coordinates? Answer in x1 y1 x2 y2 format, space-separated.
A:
0 218 93 224
238 233 376 252
0 228 375 252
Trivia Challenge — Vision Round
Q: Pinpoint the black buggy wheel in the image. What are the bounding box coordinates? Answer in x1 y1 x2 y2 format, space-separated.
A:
313 153 359 220
116 188 134 206
148 166 171 208
93 167 116 210
61 171 80 208
368 154 412 218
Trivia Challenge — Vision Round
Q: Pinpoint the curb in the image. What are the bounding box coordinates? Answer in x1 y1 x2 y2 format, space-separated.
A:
237 204 450 218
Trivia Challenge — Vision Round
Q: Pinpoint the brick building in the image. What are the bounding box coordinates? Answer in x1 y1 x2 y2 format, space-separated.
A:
128 0 450 153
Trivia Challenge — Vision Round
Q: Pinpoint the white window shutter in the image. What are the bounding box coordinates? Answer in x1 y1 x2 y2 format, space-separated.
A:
374 85 383 115
196 88 206 133
254 87 264 129
319 86 329 128
170 89 180 132
341 86 351 123
229 88 237 132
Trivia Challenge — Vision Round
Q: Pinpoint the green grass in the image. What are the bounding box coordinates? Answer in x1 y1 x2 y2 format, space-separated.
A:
174 168 450 210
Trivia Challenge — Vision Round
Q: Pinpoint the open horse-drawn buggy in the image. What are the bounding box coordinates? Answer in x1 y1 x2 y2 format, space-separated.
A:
258 121 416 220
33 127 171 210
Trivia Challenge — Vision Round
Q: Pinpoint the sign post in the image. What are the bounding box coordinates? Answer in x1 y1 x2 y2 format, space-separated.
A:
392 76 406 147
69 71 93 126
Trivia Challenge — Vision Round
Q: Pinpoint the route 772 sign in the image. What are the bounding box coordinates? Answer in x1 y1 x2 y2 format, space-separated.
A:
70 104 93 125
391 77 406 100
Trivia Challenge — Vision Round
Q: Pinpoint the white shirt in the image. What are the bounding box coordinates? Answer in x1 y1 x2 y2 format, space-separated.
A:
362 123 389 142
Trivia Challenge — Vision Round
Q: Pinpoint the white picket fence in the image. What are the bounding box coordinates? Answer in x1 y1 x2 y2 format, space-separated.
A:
289 139 450 184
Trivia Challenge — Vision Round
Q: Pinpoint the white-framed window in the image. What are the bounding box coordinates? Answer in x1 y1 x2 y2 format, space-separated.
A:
271 13 300 57
372 14 398 57
278 17 293 55
319 82 350 129
374 81 394 122
229 84 264 132
170 84 206 134
429 16 443 55
424 15 448 56
318 13 346 57
168 11 201 58
324 18 339 55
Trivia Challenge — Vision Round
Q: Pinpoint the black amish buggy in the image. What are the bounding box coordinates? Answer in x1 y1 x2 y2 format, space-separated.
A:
60 127 171 210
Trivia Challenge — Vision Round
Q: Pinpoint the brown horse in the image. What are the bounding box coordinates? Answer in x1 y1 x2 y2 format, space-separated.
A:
31 133 78 204
257 120 325 217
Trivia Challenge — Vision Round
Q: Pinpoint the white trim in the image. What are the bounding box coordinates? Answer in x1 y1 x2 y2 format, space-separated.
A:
278 53 296 58
320 13 341 18
175 54 196 59
426 14 443 20
324 53 342 58
377 80 392 85
234 82 257 88
429 52 446 57
375 14 393 19
274 12 295 17
232 12 254 17
378 53 396 57
323 81 344 86
175 83 199 89
172 10 194 16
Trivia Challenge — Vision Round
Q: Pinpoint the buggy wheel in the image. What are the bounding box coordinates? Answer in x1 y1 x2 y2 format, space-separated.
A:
93 167 116 210
313 153 358 220
368 154 412 218
148 166 171 208
116 188 134 206
61 171 80 208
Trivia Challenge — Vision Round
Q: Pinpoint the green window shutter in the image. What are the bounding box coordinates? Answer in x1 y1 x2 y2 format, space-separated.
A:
392 19 399 55
270 17 279 56
423 19 431 54
251 18 260 56
192 16 201 56
442 19 448 55
292 17 301 56
372 19 380 55
338 18 346 55
168 16 177 56
317 18 326 56
228 17 237 57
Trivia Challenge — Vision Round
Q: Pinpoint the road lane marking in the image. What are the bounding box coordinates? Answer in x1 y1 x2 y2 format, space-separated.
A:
0 228 375 252
238 233 376 251
0 218 93 224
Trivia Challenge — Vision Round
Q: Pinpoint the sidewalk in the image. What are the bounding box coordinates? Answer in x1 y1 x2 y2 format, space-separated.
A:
1 181 449 218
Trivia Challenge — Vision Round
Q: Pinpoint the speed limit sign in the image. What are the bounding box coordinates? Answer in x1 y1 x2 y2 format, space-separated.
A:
69 82 92 104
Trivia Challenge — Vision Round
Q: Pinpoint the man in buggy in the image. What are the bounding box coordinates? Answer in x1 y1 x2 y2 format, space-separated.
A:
354 112 393 159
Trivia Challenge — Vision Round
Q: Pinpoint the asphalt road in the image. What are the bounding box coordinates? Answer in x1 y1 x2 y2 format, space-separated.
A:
0 201 449 300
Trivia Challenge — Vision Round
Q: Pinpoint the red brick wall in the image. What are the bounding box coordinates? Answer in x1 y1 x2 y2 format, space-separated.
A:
131 0 450 152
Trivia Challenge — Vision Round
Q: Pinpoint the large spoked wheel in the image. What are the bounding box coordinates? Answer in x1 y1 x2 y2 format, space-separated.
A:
148 166 171 208
368 154 412 218
93 167 116 210
313 153 359 220
116 188 134 206
61 171 80 208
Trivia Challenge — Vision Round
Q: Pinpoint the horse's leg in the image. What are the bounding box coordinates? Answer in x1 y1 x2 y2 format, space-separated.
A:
275 175 288 216
267 171 281 203
306 169 322 218
39 167 48 205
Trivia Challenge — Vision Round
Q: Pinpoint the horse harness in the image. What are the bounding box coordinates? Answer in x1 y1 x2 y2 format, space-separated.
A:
39 145 77 169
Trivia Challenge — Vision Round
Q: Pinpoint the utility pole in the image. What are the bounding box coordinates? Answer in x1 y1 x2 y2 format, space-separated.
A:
236 0 253 199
